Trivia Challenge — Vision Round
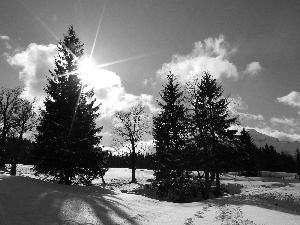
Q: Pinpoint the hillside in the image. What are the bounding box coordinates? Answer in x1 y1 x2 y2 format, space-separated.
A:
247 129 300 155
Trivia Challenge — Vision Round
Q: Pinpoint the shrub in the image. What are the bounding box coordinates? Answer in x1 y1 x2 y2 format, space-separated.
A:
152 171 206 202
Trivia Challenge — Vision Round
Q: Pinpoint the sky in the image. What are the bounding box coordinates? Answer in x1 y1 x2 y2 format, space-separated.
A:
1 0 300 147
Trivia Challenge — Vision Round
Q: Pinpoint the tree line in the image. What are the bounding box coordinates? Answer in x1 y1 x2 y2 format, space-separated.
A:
1 26 300 202
106 152 154 170
150 72 300 201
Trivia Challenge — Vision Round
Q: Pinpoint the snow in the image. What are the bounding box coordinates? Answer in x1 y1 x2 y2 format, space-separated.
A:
0 166 300 224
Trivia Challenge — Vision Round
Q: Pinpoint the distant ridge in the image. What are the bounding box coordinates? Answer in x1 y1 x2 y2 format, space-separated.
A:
247 129 299 156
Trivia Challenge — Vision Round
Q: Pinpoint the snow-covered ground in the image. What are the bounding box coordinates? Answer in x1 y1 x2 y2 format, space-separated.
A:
0 165 300 225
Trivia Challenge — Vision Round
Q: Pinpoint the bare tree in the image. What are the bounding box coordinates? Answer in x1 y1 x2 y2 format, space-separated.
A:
111 103 150 183
9 98 39 175
0 86 23 167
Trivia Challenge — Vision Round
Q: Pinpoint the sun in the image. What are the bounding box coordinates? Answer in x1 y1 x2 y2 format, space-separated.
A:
78 57 120 89
78 57 99 83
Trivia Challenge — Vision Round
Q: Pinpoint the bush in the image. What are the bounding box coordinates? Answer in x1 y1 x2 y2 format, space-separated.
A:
152 171 206 202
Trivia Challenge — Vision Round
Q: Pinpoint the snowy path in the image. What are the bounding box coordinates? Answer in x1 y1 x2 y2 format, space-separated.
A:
1 167 300 225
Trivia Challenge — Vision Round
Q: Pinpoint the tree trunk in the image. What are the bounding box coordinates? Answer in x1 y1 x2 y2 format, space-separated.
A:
0 144 6 168
101 174 106 185
0 149 4 168
215 171 221 196
10 135 23 176
10 159 17 176
131 140 136 183
203 171 210 200
64 168 71 185
59 169 64 184
0 122 8 168
204 171 209 183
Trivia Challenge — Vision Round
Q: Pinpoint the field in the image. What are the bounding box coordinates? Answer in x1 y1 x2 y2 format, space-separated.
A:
0 165 300 224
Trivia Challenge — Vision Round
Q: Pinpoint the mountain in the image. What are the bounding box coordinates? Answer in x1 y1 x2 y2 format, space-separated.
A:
247 129 299 156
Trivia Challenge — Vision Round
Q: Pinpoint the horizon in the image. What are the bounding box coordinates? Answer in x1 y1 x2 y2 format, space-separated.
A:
1 0 300 147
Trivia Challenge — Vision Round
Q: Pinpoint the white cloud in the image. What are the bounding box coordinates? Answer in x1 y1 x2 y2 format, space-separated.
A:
247 126 300 142
277 91 300 108
157 35 262 83
0 34 12 50
0 35 9 40
228 95 248 113
270 117 300 127
143 79 149 86
95 83 159 119
143 77 156 89
157 35 238 83
7 43 58 99
239 112 264 121
228 96 263 121
244 62 262 76
7 42 159 120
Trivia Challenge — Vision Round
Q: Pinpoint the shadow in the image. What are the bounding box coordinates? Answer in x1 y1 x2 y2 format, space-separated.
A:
0 175 140 225
132 182 205 203
132 183 175 203
221 183 244 195
208 176 300 217
208 193 300 217
131 175 300 218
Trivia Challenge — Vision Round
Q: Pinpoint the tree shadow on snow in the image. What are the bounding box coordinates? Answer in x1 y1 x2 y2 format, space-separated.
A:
0 175 140 225
210 178 300 217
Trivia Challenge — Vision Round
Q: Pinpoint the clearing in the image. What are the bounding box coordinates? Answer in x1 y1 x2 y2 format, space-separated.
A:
0 165 300 225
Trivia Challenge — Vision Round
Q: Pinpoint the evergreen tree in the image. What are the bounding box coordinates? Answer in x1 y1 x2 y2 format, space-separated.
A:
296 148 300 176
32 26 107 185
237 129 259 176
153 73 187 182
262 144 278 171
187 72 238 197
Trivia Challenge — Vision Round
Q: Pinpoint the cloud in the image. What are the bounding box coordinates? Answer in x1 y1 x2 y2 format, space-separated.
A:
6 43 58 99
239 113 264 121
270 117 300 127
158 36 241 83
95 82 159 120
247 126 300 142
228 95 248 113
244 62 262 76
7 42 159 120
0 34 12 50
277 91 300 108
228 96 263 121
0 35 9 40
157 35 238 83
157 35 263 83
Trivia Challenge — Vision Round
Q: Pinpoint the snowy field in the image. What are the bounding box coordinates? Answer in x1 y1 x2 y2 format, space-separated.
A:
0 165 300 225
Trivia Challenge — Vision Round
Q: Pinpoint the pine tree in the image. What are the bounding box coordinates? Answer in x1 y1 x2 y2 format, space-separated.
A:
32 26 107 185
238 128 258 176
153 73 187 182
187 72 238 197
296 149 300 176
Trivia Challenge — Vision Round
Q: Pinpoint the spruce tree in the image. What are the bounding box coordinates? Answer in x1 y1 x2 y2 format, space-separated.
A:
187 72 238 197
296 149 300 176
153 73 186 183
238 128 258 176
32 26 107 185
